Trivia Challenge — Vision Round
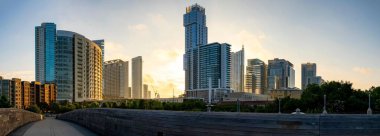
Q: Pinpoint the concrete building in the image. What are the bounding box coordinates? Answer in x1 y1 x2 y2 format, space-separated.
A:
35 23 56 84
103 59 129 99
301 63 324 90
230 46 245 92
30 81 42 106
147 91 151 99
73 32 103 102
270 88 302 99
143 84 148 99
93 40 105 65
267 58 295 90
245 59 267 94
223 92 271 102
56 30 103 102
132 56 143 99
11 78 22 109
21 81 30 109
183 4 208 92
186 42 231 102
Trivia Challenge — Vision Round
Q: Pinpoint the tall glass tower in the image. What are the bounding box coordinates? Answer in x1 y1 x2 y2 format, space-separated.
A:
267 58 295 90
35 23 56 84
183 4 208 91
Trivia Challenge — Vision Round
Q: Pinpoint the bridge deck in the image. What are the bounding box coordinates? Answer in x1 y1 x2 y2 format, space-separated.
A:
9 117 97 136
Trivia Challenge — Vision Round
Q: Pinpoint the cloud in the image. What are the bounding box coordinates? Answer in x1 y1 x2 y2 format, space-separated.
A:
234 30 274 61
128 24 149 32
0 70 34 81
104 41 130 61
352 67 373 75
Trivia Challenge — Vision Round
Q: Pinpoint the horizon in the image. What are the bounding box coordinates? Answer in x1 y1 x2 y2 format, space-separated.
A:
0 0 379 97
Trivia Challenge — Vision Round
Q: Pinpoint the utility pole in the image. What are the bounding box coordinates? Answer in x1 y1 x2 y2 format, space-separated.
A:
367 92 372 115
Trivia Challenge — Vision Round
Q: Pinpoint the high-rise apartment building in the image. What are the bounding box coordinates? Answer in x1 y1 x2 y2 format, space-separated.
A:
93 40 105 65
35 23 56 84
267 58 295 90
56 30 75 101
183 4 208 91
245 59 267 94
103 59 129 99
73 33 103 102
56 30 103 102
132 56 143 99
186 42 231 101
230 47 244 92
301 63 323 90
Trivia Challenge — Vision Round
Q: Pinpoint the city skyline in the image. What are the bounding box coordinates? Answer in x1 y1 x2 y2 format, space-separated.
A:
0 0 379 97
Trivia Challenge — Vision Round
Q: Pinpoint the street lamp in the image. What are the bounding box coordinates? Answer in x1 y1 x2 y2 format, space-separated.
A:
367 91 372 115
322 94 328 115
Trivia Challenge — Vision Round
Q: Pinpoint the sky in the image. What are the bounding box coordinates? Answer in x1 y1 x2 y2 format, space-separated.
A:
0 0 379 97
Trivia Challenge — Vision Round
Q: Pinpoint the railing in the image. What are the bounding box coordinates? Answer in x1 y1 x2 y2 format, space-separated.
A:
0 108 42 136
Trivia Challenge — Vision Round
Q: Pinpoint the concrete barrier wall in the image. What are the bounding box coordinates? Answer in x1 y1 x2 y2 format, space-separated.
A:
0 108 42 136
57 109 380 136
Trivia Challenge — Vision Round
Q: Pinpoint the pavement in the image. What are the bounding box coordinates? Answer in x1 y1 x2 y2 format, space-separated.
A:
8 117 98 136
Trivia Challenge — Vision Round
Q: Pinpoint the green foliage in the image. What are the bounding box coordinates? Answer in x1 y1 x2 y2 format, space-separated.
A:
27 104 42 114
0 95 11 108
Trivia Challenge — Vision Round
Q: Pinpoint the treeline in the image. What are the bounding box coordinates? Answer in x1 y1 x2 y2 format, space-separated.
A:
4 81 380 114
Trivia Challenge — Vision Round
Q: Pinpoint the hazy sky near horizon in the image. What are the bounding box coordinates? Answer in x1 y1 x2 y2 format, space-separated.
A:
0 0 379 97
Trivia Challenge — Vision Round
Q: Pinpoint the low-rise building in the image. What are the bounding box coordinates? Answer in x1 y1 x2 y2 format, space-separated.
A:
270 88 302 99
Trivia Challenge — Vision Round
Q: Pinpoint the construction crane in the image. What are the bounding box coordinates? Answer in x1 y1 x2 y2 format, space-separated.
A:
150 84 159 99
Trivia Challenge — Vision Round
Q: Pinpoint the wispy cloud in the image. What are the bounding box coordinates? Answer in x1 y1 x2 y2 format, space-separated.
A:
352 67 373 75
0 70 34 81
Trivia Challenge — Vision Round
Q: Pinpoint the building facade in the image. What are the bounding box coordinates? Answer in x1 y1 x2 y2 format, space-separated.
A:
246 59 267 94
35 23 56 84
230 47 245 92
103 59 129 99
132 56 143 99
301 62 323 90
11 78 22 109
183 4 208 91
73 33 103 102
21 81 30 109
267 58 295 90
143 84 148 99
186 42 231 102
56 30 75 101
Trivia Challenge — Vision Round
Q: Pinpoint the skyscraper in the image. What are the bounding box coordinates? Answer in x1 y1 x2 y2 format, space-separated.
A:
143 84 148 99
56 30 103 102
245 59 267 94
230 47 244 92
301 63 323 90
103 59 129 99
186 42 231 101
93 40 105 65
183 4 208 91
132 56 143 99
73 33 103 102
35 23 56 84
267 58 295 90
56 30 75 101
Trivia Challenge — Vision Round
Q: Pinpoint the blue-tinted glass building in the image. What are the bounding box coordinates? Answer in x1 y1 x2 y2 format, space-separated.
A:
183 4 208 91
35 23 56 84
267 58 295 90
56 30 75 101
198 42 231 89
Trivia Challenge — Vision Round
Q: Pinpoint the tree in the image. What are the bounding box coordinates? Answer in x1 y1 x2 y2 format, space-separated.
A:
0 95 11 108
27 105 42 114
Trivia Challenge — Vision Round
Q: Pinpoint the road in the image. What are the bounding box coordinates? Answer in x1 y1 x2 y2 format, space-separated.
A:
9 117 97 136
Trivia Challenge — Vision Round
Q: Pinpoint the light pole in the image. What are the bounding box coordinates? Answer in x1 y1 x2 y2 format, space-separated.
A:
367 91 372 115
322 94 328 115
278 98 281 114
237 98 240 112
